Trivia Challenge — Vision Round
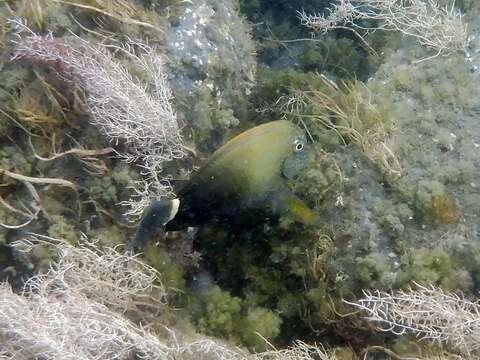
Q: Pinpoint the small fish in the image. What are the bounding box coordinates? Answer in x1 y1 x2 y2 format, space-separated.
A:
129 120 316 251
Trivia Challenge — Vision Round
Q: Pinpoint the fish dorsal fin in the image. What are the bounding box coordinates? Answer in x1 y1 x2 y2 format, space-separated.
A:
206 120 293 166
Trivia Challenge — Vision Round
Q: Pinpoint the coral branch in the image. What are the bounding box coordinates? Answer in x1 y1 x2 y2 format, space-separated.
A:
0 168 78 191
346 283 480 355
8 18 186 216
49 0 162 32
31 146 114 161
0 168 78 227
0 234 251 359
0 235 387 360
299 0 468 59
0 195 40 229
1 234 170 359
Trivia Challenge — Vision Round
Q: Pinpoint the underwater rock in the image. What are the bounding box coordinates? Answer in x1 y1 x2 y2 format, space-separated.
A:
164 0 256 151
307 29 480 295
186 9 480 347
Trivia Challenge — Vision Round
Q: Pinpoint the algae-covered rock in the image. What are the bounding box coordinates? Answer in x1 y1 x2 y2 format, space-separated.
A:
391 336 460 359
189 284 282 350
165 0 256 152
0 146 31 174
293 38 480 298
239 306 282 351
87 225 126 248
190 285 242 338
143 241 186 291
47 215 78 245
179 7 480 350
396 248 464 290
84 162 140 206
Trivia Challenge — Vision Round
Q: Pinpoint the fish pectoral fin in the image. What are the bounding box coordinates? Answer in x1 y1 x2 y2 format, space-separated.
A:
285 196 318 225
126 199 180 253
271 188 318 225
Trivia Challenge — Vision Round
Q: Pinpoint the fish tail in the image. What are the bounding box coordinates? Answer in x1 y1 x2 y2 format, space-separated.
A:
126 199 180 253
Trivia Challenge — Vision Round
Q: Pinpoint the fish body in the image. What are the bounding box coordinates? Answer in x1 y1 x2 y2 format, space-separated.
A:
129 120 316 251
167 120 314 229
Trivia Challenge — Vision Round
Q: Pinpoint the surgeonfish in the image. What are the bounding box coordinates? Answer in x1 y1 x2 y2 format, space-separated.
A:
129 120 316 251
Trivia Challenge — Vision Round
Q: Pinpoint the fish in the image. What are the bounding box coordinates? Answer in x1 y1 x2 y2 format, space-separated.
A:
128 120 317 251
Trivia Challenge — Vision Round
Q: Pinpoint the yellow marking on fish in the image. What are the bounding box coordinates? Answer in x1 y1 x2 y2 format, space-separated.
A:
286 197 317 225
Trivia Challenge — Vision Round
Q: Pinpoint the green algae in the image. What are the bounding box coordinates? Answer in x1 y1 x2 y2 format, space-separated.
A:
184 84 241 152
416 180 460 224
0 146 31 174
239 306 282 351
189 285 282 351
143 241 186 291
397 249 459 290
86 225 126 248
47 215 78 244
390 336 463 359
190 285 242 338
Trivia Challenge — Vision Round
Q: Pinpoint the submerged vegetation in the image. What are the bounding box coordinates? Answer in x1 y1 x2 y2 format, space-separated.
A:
1 0 480 358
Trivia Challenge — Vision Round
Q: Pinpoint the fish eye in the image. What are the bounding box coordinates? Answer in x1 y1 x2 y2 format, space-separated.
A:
294 139 304 152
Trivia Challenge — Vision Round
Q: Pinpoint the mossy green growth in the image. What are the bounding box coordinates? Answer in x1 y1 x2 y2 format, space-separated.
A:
354 253 397 289
88 225 126 248
390 336 455 358
380 214 405 236
189 285 282 351
288 159 330 202
0 67 30 103
186 84 240 152
29 243 54 272
190 285 242 339
250 67 328 122
41 195 68 217
192 224 342 344
297 37 363 79
87 175 119 204
305 284 336 322
416 180 459 225
143 241 185 291
396 248 470 291
85 162 140 205
0 145 31 174
47 215 78 244
239 306 282 351
333 348 356 360
391 64 413 91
